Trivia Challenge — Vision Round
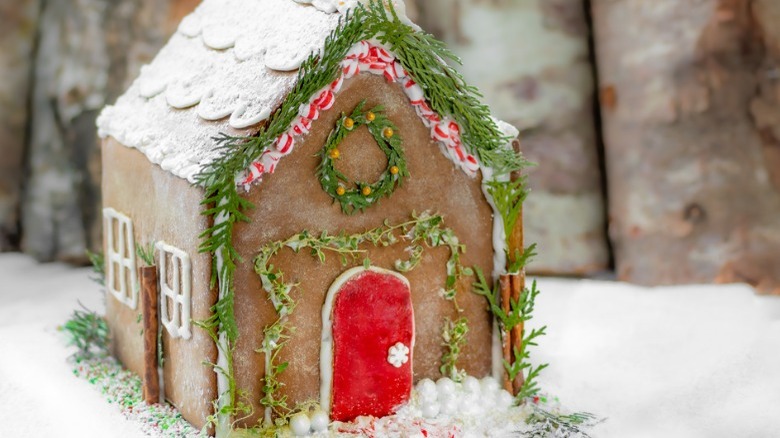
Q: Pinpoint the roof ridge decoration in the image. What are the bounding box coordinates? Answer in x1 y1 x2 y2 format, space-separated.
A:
192 0 529 425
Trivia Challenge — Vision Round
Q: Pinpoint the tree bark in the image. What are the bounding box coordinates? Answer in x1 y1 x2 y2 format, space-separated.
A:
416 0 609 275
593 0 780 294
0 1 40 251
21 0 198 263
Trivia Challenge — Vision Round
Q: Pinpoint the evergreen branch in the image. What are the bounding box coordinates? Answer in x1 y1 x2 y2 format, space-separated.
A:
487 177 529 250
86 250 106 286
508 244 538 275
472 270 547 400
524 405 602 438
60 303 109 358
136 242 156 266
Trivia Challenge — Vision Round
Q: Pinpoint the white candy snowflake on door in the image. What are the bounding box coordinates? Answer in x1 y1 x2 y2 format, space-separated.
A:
387 342 410 368
156 242 192 339
103 208 138 309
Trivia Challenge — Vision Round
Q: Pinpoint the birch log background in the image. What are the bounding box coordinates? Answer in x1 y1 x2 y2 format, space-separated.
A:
592 0 780 294
415 0 609 275
0 1 40 252
13 0 198 263
1 0 778 293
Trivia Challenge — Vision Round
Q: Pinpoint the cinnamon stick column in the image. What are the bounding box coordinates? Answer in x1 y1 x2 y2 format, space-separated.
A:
508 138 526 395
139 265 160 404
499 274 513 393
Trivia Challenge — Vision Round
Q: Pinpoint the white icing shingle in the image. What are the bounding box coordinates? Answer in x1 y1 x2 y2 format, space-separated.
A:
97 0 342 183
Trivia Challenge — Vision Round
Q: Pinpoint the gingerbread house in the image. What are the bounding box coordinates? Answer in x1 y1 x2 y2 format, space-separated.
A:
96 0 527 435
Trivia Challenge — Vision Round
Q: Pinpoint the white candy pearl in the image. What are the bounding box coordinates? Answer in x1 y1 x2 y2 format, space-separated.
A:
458 393 480 415
439 395 459 416
289 412 311 436
463 376 481 394
309 410 329 432
436 377 456 398
496 390 514 409
480 376 500 395
417 378 437 400
421 402 441 419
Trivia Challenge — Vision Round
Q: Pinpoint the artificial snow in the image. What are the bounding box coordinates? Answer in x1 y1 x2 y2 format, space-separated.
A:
1 253 779 437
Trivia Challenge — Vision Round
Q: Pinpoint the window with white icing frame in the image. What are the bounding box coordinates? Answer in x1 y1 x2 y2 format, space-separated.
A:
156 241 192 340
104 208 138 309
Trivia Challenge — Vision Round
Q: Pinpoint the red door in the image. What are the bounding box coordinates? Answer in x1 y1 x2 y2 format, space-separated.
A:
329 268 414 421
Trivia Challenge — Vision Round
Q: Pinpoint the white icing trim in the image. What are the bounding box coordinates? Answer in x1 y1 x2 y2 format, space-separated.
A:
213 206 231 435
481 119 520 380
319 266 412 415
156 241 193 340
229 104 271 129
103 208 138 310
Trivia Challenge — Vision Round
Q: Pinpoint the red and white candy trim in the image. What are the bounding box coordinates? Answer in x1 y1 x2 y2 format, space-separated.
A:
236 40 480 189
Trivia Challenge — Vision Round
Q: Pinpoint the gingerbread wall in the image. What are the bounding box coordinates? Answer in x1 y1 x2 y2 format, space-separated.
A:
231 74 496 426
102 139 217 429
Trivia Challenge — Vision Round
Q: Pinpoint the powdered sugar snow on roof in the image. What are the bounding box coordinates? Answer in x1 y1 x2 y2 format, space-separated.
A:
97 0 342 183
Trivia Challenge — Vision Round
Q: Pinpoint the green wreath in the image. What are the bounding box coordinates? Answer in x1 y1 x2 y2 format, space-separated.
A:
317 101 408 214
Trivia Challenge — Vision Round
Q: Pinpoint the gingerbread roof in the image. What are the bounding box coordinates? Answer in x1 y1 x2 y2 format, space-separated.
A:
97 0 352 183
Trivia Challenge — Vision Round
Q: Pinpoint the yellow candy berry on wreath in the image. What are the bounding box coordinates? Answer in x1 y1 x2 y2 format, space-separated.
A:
336 186 346 196
366 112 376 122
383 127 394 138
329 148 341 159
344 117 355 129
390 166 399 175
362 186 372 196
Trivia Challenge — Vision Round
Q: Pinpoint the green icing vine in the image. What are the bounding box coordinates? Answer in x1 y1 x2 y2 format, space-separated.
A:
253 212 471 418
440 316 469 382
194 0 529 418
318 101 408 214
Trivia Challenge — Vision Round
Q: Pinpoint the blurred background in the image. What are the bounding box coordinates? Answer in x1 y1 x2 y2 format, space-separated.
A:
1 0 778 294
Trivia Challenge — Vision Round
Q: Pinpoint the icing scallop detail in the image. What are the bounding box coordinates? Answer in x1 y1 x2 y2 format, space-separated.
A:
138 77 168 99
230 103 272 129
265 49 310 72
236 40 481 190
196 89 237 121
202 26 238 50
165 79 205 109
178 14 203 38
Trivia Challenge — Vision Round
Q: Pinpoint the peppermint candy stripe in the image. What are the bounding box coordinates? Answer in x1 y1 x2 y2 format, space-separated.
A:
237 41 480 190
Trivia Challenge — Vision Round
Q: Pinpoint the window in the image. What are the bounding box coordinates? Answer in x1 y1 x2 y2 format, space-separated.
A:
104 208 138 309
156 241 192 339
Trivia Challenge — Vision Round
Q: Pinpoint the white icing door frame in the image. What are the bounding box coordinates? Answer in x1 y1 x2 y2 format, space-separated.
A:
319 266 412 414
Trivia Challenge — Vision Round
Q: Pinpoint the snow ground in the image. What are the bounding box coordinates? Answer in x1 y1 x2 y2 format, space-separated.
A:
0 253 778 437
